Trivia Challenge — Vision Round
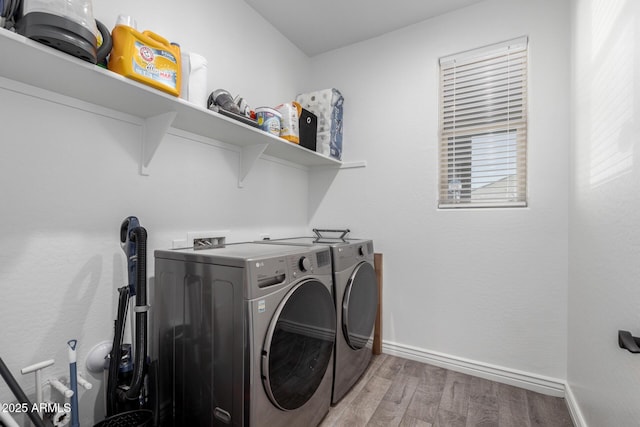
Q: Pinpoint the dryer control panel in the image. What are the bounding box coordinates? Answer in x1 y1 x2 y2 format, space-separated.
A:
289 249 331 278
333 240 374 272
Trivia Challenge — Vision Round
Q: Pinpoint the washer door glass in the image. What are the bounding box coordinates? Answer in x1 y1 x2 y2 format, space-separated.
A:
343 261 378 350
262 279 336 411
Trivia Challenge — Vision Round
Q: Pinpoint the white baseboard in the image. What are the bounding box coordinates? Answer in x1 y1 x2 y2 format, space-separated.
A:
564 384 588 427
382 340 565 397
381 341 589 426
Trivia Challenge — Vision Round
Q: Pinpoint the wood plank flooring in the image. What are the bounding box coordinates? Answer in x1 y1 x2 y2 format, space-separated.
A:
320 354 574 427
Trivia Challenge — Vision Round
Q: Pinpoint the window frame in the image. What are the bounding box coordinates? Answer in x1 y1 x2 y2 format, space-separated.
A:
437 37 529 209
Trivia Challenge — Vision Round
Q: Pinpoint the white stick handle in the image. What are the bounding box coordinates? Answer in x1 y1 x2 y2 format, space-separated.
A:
49 378 74 398
20 359 55 375
35 370 43 415
67 340 77 364
77 374 93 390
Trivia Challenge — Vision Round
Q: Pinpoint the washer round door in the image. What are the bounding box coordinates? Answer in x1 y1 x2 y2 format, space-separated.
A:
342 261 378 350
262 279 336 411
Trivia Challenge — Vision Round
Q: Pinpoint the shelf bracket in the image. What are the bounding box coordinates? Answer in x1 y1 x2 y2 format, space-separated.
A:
340 160 367 169
238 143 269 187
140 111 177 176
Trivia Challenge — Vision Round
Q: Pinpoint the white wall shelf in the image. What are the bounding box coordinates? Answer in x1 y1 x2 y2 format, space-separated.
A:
0 29 364 183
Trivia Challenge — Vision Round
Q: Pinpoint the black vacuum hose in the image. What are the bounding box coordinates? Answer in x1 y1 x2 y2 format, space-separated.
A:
118 226 148 404
106 286 129 416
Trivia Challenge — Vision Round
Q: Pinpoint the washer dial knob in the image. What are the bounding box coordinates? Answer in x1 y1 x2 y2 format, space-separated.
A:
299 256 311 272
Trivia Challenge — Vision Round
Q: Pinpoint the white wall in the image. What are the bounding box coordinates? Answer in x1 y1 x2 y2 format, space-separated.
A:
308 0 571 383
0 1 311 425
569 0 640 425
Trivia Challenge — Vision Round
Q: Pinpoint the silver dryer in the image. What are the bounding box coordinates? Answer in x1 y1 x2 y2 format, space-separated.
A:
256 235 378 404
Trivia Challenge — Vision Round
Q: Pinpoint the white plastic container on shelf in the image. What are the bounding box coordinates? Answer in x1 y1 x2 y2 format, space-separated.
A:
180 52 208 108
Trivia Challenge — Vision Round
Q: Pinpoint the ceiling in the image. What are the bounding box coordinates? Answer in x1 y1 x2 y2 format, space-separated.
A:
243 0 488 57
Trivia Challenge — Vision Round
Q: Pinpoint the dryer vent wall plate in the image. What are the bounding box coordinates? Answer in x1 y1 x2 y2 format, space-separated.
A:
173 230 230 249
193 236 226 250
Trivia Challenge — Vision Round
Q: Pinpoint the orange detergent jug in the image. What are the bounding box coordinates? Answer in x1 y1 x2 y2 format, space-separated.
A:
108 26 181 97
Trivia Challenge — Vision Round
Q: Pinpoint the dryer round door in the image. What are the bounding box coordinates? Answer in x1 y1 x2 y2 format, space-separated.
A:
342 261 378 350
262 279 336 411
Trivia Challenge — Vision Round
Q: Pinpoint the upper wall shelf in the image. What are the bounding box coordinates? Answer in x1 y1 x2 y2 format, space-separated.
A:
0 29 364 184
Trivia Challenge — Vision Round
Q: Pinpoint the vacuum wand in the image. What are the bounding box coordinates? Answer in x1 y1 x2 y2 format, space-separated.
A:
67 340 80 427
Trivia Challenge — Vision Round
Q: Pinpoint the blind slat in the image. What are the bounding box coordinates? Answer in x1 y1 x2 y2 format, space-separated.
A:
443 87 525 105
441 121 527 135
442 61 527 83
442 112 526 129
442 57 528 78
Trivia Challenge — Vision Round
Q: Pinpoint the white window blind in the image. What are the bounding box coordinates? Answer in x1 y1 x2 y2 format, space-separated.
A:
438 37 528 208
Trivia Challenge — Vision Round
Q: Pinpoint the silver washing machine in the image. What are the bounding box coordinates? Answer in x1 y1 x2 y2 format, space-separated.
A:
257 231 378 404
152 242 336 426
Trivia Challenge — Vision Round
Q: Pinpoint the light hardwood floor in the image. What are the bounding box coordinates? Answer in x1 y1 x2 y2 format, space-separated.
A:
320 354 574 427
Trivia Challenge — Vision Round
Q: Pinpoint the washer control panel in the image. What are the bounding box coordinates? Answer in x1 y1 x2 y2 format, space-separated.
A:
290 254 313 277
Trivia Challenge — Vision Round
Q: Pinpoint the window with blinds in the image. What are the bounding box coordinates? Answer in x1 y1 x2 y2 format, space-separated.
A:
438 37 528 208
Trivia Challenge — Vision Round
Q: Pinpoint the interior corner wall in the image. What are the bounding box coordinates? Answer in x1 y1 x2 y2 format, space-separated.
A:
0 1 311 425
569 0 640 425
307 0 571 382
